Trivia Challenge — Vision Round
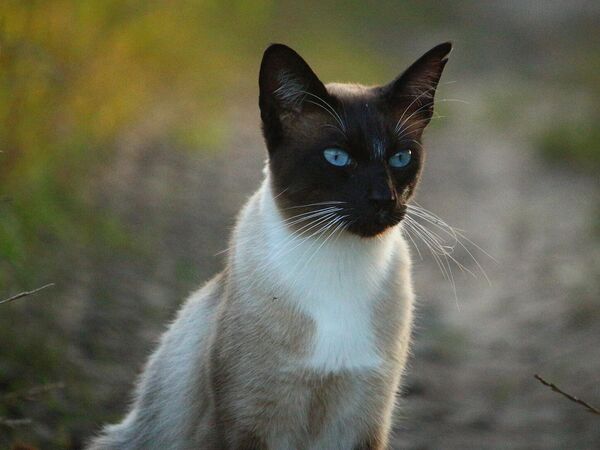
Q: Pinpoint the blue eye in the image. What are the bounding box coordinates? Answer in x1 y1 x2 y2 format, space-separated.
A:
389 149 412 168
323 148 352 167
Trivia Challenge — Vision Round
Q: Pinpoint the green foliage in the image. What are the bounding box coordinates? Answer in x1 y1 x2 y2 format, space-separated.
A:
0 0 242 290
0 0 413 292
536 118 600 171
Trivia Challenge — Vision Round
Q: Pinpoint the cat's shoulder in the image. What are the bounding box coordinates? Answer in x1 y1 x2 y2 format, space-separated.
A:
168 272 225 334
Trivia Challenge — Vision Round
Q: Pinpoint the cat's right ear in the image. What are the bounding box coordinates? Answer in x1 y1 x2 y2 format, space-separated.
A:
381 42 452 128
259 44 328 148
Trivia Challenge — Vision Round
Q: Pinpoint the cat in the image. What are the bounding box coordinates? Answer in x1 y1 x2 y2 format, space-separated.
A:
87 41 451 450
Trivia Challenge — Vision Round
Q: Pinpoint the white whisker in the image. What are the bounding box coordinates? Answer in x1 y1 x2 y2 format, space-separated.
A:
283 201 346 210
214 206 341 256
299 90 347 134
404 216 459 308
401 223 423 261
406 203 493 286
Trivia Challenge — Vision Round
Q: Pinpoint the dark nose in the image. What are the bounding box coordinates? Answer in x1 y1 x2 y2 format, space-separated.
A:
369 185 396 211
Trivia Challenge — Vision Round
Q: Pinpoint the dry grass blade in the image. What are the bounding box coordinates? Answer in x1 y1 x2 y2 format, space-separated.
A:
0 417 33 428
534 374 600 416
0 283 55 306
2 382 65 404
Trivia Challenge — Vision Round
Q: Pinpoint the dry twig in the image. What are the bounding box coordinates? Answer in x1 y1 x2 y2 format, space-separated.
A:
0 283 54 306
534 374 600 416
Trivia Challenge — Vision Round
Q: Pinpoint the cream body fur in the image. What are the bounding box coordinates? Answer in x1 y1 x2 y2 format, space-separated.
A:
87 175 415 450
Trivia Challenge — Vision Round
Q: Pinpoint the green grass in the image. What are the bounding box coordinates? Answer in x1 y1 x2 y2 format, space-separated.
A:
536 119 600 171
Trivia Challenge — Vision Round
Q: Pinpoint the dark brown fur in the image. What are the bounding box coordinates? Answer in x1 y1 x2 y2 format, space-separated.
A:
259 43 451 237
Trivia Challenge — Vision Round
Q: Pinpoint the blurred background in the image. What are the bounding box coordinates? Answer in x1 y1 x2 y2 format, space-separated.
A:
1 1 599 448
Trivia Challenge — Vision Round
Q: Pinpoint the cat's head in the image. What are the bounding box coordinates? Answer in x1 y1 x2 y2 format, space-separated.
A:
259 43 451 238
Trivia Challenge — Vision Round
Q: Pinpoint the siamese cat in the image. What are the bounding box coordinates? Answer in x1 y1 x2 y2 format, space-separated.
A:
88 42 451 450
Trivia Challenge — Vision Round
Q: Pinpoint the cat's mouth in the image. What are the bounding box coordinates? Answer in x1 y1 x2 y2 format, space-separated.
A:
347 207 405 238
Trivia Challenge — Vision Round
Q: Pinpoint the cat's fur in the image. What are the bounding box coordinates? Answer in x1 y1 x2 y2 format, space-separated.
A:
87 42 451 450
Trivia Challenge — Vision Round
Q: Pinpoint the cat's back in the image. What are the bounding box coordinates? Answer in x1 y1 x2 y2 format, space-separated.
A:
86 274 225 450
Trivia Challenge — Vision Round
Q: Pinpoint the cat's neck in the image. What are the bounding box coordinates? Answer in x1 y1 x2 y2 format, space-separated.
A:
236 176 400 291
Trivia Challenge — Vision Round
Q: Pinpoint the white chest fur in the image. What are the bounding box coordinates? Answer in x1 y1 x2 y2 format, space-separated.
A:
238 180 402 373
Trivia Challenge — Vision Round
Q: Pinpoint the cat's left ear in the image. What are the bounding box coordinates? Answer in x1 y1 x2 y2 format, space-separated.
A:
381 42 452 127
259 43 331 150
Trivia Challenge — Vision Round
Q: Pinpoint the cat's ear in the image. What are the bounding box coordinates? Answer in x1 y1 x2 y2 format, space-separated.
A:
259 44 329 123
382 42 452 127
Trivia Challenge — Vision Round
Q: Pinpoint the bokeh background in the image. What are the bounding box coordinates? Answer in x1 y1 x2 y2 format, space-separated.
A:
1 1 599 448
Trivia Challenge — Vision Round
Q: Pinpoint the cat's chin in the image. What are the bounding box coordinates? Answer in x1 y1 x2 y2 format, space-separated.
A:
347 218 402 238
346 207 405 238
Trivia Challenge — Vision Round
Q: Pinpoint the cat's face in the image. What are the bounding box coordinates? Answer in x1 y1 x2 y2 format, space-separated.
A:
259 43 450 237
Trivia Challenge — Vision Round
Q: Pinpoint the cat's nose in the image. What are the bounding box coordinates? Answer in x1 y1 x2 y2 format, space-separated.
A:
370 197 396 212
369 186 396 211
